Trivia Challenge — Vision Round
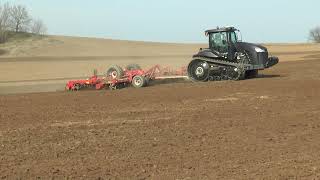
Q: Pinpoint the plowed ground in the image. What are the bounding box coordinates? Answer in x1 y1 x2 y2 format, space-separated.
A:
1 59 320 179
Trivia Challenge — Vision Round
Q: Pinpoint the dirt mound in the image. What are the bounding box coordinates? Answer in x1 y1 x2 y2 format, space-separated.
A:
1 59 320 179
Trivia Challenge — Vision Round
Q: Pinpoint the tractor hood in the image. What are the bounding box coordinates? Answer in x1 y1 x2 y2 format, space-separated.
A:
235 42 270 67
235 42 268 53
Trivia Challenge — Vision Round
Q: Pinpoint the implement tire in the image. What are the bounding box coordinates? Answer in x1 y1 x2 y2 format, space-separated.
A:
132 75 146 88
106 65 124 79
126 64 142 70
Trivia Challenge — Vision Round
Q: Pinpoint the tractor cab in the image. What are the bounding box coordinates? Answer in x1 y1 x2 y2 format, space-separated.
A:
205 27 240 60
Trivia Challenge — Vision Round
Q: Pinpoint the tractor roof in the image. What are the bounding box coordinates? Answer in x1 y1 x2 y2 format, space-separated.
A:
205 27 238 33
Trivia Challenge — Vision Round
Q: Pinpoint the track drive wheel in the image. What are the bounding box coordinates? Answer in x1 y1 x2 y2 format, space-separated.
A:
126 64 142 70
187 59 209 82
106 65 124 79
132 75 146 88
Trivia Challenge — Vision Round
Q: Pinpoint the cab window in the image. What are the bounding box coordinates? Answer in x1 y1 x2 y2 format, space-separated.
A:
230 32 238 43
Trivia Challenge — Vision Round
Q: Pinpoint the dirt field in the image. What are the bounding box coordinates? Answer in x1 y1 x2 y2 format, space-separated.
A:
1 59 320 179
0 36 319 94
1 36 320 179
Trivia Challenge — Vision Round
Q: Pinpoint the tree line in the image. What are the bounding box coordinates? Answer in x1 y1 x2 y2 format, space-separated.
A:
0 2 47 43
310 27 320 43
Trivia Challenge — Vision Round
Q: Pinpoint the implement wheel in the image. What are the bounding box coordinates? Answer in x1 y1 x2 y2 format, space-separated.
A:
132 75 146 88
106 65 124 79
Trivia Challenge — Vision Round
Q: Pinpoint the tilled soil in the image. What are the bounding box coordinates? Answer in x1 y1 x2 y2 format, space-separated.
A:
1 60 320 179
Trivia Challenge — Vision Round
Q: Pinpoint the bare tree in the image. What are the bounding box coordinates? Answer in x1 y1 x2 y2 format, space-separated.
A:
309 27 320 43
31 19 47 35
0 3 11 29
0 3 48 44
9 4 31 32
0 2 11 43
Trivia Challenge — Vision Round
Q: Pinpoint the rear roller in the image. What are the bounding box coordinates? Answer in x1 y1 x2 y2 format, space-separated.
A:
187 59 210 82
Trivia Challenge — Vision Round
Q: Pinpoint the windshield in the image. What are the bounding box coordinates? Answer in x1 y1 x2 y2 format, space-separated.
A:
209 32 228 53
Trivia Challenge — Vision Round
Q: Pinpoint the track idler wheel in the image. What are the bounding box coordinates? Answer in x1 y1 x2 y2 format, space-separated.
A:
187 59 210 82
220 67 245 81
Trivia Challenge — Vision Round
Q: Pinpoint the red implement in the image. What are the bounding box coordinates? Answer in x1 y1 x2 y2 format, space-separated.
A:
66 75 105 91
66 65 187 91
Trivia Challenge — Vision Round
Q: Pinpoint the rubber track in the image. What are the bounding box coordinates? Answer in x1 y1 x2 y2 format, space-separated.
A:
192 56 247 80
192 56 249 69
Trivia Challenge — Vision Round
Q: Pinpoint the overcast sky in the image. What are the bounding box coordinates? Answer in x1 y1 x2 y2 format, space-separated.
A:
4 0 320 43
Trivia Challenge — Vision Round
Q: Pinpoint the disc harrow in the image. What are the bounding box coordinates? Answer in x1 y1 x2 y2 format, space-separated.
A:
66 65 187 91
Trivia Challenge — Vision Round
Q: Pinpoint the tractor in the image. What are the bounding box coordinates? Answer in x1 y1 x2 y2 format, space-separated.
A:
187 27 279 81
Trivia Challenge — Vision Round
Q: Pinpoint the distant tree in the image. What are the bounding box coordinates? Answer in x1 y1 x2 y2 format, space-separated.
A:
9 4 31 32
0 2 11 43
309 27 320 43
31 19 47 35
0 3 48 44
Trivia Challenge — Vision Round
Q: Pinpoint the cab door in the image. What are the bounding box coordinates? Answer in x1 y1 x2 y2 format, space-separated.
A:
209 32 228 57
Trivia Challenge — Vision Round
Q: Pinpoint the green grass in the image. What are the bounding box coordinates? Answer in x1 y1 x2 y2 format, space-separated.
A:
7 31 45 42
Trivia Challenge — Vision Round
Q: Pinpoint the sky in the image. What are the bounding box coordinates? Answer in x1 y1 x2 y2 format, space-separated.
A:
3 0 320 43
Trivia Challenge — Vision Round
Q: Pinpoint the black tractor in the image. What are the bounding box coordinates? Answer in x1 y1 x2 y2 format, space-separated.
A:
187 27 279 81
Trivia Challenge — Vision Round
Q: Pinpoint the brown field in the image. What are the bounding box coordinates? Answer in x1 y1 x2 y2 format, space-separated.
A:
1 36 320 179
0 36 319 94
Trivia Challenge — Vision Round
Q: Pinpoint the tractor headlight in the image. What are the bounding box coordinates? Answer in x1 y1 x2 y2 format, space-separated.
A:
255 47 265 53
